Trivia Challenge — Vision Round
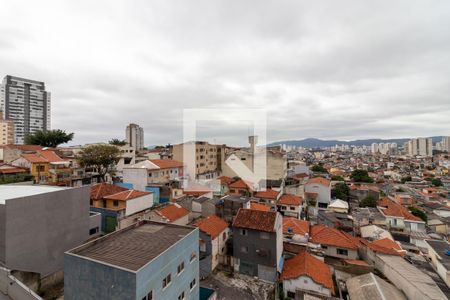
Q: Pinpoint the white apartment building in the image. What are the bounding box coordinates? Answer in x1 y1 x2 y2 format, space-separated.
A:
126 123 144 151
406 138 433 157
0 75 51 144
441 136 450 152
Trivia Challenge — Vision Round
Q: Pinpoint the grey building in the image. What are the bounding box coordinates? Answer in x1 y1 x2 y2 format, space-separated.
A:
232 208 283 282
0 185 98 281
218 195 251 223
0 75 51 144
126 123 144 151
65 221 200 300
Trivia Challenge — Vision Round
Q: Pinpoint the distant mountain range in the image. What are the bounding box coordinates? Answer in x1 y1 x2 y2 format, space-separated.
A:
268 137 444 148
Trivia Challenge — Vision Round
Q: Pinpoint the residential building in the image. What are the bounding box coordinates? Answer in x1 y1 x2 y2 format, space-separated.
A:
0 111 14 145
328 199 349 213
228 178 253 197
125 123 144 151
11 149 71 184
218 195 251 223
123 159 184 190
171 141 223 179
406 137 433 157
194 215 230 277
64 221 200 300
305 177 331 209
232 208 283 282
441 136 450 152
277 194 303 218
0 185 100 287
377 198 426 233
0 163 28 181
254 188 281 206
281 251 334 298
149 203 190 225
283 217 310 248
349 185 380 201
346 273 406 300
309 225 359 259
0 75 51 144
426 240 450 288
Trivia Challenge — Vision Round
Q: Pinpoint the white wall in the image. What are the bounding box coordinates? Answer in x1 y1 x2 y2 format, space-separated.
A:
305 184 330 206
125 194 154 216
123 168 148 191
211 228 230 271
283 275 331 297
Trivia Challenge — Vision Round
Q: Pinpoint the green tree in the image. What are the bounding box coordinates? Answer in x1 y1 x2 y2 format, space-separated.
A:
408 206 427 222
311 164 328 173
332 182 350 201
77 144 120 181
360 195 377 207
331 175 344 181
351 169 374 183
401 176 412 184
109 138 127 146
431 178 443 187
24 129 74 147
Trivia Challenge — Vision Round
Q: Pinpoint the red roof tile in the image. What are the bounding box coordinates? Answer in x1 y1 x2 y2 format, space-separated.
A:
254 188 279 200
233 208 278 232
155 204 189 222
307 177 331 187
344 259 369 266
218 176 234 185
194 215 228 239
104 190 151 201
0 163 28 174
91 183 129 200
281 251 334 294
278 194 303 206
150 159 183 169
378 198 422 221
21 153 48 163
283 217 310 235
250 203 271 212
372 238 402 251
229 179 253 190
310 225 359 250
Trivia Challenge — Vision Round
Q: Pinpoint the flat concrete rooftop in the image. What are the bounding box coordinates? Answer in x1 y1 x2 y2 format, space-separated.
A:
427 240 450 269
68 221 195 272
0 185 69 204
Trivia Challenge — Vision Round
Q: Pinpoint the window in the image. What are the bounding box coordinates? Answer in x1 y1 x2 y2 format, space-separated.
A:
321 245 328 249
241 246 248 253
190 278 196 290
113 200 119 207
177 262 185 274
337 248 348 256
260 232 270 239
240 229 247 236
178 291 185 300
281 205 287 210
287 291 296 298
190 252 197 262
290 206 296 210
162 274 171 289
89 227 99 235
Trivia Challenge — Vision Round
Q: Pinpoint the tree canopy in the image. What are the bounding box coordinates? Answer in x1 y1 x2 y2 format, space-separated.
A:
109 138 127 146
332 182 350 201
431 178 443 187
331 175 345 181
408 206 427 222
77 144 120 181
311 164 328 173
360 195 377 207
351 169 374 183
24 129 74 147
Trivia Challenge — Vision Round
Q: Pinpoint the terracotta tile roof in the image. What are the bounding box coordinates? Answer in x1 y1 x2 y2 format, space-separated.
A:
307 177 331 187
150 159 183 169
21 153 48 163
194 215 228 239
344 259 369 266
281 251 334 294
91 183 129 200
37 150 64 162
372 238 402 251
360 239 403 256
283 217 310 235
310 225 359 250
218 175 234 185
155 204 189 222
278 194 303 206
254 188 279 200
229 179 253 190
233 208 277 232
104 190 151 201
0 144 50 151
378 198 422 221
0 163 28 174
20 150 64 163
250 203 271 212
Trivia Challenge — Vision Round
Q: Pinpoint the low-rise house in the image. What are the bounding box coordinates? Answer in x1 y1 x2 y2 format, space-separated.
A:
250 202 271 212
328 199 349 213
0 163 29 182
194 215 229 278
228 178 253 197
305 177 331 210
377 198 426 233
232 208 283 282
281 251 334 298
214 175 233 196
218 195 251 223
427 218 449 235
283 217 310 248
349 185 380 201
150 203 190 225
254 188 281 205
426 240 450 288
64 221 200 300
360 224 393 241
346 273 406 300
317 210 353 231
309 225 359 259
277 194 303 218
394 193 414 206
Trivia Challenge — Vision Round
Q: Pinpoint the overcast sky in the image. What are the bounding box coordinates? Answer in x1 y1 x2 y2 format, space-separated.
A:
1 1 449 146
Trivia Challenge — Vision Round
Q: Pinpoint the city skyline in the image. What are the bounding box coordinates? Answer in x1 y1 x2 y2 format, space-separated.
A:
1 1 449 146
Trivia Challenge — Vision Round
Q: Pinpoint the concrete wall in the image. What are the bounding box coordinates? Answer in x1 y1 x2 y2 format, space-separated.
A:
305 183 330 207
4 186 90 277
123 168 147 191
125 194 154 217
0 267 42 300
64 254 136 300
136 228 200 300
88 212 102 238
283 275 332 298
